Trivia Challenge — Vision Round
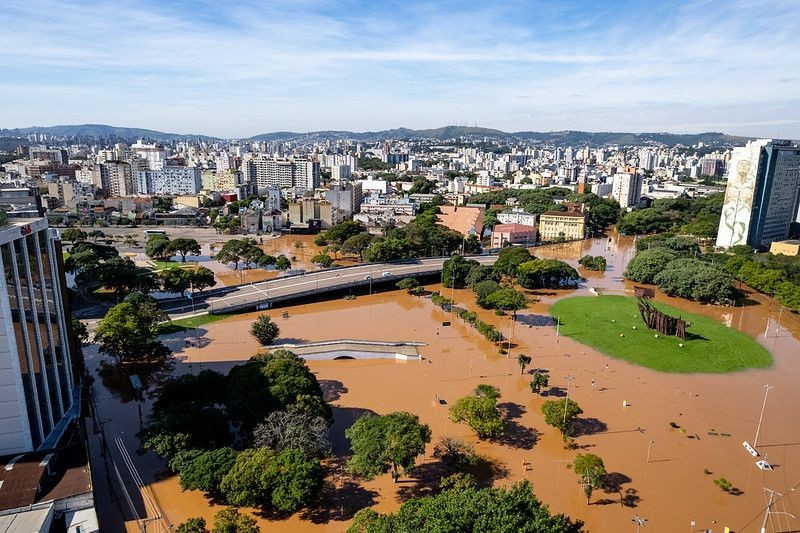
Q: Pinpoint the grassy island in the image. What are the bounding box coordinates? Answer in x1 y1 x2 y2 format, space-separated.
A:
550 295 771 373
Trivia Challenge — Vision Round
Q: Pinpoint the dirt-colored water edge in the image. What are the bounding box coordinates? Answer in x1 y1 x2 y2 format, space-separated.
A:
104 233 800 533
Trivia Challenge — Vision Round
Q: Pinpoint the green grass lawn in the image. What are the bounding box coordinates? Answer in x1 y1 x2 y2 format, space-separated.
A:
156 313 234 335
550 295 771 373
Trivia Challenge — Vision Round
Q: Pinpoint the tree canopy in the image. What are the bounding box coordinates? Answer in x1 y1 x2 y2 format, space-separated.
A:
346 480 583 533
449 385 504 439
345 412 431 481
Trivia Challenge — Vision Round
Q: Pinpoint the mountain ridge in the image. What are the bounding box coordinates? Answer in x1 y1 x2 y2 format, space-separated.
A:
0 123 756 147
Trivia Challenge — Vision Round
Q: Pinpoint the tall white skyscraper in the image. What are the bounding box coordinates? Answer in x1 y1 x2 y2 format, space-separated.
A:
611 173 643 208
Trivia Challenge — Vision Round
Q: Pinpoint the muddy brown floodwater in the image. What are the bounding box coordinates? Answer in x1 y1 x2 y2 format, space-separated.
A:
85 232 800 533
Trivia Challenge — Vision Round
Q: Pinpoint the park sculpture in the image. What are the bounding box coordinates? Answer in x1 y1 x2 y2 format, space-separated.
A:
635 287 687 340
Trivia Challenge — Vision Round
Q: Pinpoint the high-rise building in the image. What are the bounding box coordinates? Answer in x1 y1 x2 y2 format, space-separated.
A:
0 217 79 454
716 139 800 249
611 173 643 208
244 155 320 191
131 140 169 170
99 161 134 196
136 167 202 195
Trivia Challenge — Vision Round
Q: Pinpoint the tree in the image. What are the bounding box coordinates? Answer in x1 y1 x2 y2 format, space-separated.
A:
485 287 528 316
176 517 209 533
189 266 217 292
450 386 504 439
345 412 431 482
98 256 158 300
474 280 502 310
541 398 583 436
396 277 421 293
94 293 169 363
71 317 89 344
442 255 480 288
465 265 498 287
573 453 606 504
493 246 532 276
168 238 201 262
345 480 583 533
275 255 291 271
251 314 279 345
516 259 580 289
624 247 679 284
219 448 322 512
87 229 105 242
215 239 259 269
177 447 239 496
146 234 172 261
517 353 532 374
432 436 478 473
61 228 87 245
341 232 373 262
315 220 367 246
578 255 607 271
311 253 333 268
530 372 549 394
653 258 735 303
252 410 331 457
160 267 192 294
212 507 260 533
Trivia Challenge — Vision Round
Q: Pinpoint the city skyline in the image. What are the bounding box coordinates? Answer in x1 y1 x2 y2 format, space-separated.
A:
1 0 799 138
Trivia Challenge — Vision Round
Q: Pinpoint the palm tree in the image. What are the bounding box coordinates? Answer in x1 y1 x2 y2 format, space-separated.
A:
517 353 532 375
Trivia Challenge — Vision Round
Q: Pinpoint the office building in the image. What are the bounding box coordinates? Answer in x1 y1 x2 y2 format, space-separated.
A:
716 139 800 249
244 155 320 191
131 140 168 170
497 207 537 227
0 217 79 455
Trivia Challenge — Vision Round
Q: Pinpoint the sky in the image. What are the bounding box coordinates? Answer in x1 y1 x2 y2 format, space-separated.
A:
0 0 798 138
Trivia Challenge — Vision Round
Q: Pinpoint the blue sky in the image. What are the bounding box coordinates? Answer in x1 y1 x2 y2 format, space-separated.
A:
0 0 798 138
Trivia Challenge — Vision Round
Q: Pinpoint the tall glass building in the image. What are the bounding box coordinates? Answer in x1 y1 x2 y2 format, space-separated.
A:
0 216 78 455
716 139 800 249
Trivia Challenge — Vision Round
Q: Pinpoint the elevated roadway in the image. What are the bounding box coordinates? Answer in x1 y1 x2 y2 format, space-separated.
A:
163 255 497 318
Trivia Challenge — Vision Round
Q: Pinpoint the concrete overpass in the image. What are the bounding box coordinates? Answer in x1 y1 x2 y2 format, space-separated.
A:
164 255 497 318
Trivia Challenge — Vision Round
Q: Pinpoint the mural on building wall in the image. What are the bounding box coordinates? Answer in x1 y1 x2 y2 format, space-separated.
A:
716 140 767 248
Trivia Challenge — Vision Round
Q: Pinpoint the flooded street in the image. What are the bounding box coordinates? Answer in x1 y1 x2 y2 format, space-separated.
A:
86 233 800 532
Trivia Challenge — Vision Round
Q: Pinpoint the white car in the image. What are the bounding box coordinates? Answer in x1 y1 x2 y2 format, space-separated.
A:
381 271 392 278
363 275 372 280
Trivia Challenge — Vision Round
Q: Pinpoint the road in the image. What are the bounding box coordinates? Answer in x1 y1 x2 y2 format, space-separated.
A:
164 255 497 318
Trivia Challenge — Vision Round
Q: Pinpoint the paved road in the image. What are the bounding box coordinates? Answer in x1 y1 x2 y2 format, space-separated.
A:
164 255 497 318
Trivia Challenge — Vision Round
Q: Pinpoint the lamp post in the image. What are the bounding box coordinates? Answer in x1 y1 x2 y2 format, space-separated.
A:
753 384 773 448
646 440 655 464
632 515 647 532
563 375 575 428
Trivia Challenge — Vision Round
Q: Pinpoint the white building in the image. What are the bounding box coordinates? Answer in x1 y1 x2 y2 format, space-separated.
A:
497 207 537 227
136 167 202 195
611 173 643 208
131 140 168 170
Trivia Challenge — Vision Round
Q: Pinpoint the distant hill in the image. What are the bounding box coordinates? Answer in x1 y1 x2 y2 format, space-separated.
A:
0 124 220 143
0 123 755 147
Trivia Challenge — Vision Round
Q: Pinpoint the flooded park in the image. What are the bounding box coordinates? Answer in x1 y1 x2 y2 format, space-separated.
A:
85 232 800 532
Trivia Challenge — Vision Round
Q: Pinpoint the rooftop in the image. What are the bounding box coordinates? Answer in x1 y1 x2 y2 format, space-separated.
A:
493 223 536 232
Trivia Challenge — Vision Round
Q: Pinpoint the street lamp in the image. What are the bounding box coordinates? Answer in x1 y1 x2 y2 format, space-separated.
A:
646 440 655 463
754 384 773 448
562 375 575 428
632 515 647 532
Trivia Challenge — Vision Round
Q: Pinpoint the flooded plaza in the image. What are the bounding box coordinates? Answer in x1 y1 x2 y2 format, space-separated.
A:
86 233 800 532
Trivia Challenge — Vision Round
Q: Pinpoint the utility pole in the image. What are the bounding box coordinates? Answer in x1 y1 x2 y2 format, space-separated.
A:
760 487 795 533
754 384 773 448
646 440 655 463
563 375 575 428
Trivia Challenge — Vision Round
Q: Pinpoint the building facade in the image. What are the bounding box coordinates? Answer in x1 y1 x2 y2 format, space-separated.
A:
538 210 586 241
716 139 800 249
491 223 536 248
0 217 77 455
611 172 643 208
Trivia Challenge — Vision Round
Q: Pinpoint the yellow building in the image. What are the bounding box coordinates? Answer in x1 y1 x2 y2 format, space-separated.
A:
538 210 586 241
769 240 800 257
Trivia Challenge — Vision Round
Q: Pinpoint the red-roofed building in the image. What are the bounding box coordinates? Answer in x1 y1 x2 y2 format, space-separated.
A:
491 223 537 248
437 205 484 237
